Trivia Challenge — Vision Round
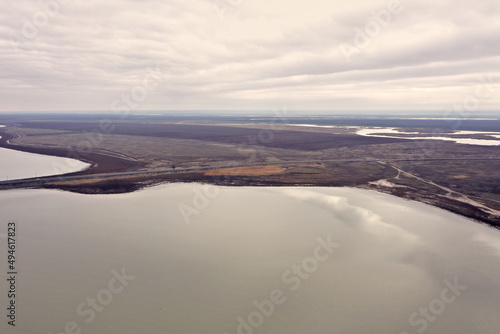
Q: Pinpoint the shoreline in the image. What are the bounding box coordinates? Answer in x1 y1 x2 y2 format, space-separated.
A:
0 127 498 229
0 163 498 230
0 128 145 176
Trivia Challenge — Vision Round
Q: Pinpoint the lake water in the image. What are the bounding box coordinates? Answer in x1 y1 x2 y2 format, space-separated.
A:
291 124 500 146
1 182 500 334
0 125 91 180
356 127 500 146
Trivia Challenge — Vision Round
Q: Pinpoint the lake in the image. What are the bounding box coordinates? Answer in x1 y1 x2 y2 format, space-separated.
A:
290 124 500 146
1 181 500 334
0 125 91 181
356 127 500 146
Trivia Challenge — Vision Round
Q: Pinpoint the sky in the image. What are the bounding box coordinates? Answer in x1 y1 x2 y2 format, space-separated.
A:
1 0 499 114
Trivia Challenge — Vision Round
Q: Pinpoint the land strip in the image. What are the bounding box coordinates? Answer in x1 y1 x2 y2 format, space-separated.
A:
0 117 499 228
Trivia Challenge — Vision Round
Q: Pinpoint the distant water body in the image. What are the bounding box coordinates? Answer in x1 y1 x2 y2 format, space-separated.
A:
356 127 500 146
0 125 90 180
0 184 499 334
292 124 500 146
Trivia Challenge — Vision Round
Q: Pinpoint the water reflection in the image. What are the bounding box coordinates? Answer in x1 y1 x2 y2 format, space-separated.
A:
0 184 499 334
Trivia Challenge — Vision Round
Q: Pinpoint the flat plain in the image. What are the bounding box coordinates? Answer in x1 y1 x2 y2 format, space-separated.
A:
0 114 499 228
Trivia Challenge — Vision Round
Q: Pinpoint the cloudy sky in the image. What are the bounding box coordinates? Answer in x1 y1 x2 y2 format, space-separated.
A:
1 0 499 113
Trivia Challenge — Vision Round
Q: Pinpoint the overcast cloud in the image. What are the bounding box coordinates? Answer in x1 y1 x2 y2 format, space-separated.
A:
1 0 499 113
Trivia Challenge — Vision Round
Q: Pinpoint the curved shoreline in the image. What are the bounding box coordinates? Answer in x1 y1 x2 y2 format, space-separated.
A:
0 128 144 176
0 127 498 229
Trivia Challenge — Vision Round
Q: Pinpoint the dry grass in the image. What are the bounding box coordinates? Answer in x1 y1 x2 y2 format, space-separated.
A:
47 179 105 186
46 173 157 186
204 165 285 176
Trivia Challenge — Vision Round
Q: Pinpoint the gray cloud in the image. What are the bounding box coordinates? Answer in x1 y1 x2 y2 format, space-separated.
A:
0 0 499 112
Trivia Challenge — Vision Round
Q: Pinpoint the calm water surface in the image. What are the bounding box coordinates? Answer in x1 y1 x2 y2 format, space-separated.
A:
0 126 90 180
0 183 499 334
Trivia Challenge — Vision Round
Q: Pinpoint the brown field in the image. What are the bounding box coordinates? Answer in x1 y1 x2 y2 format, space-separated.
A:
11 121 409 151
0 116 499 228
